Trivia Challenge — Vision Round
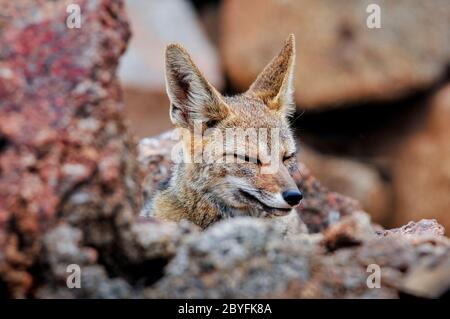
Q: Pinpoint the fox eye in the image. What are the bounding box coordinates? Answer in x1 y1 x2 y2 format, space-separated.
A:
283 153 295 161
233 154 262 165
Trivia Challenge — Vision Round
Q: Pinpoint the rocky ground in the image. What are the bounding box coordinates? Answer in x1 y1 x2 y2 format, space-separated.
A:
1 0 450 299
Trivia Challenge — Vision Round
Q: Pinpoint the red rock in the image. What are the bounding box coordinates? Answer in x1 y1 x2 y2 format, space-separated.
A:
0 0 139 297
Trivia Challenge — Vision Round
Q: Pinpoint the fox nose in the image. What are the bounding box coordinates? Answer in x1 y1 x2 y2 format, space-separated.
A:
282 189 303 206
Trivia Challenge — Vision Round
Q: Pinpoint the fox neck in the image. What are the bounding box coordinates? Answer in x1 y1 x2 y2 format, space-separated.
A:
161 163 219 228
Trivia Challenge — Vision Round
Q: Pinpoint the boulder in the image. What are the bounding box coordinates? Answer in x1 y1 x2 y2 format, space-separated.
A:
0 0 139 297
392 85 450 233
145 214 450 298
300 146 392 224
220 0 450 109
145 218 316 298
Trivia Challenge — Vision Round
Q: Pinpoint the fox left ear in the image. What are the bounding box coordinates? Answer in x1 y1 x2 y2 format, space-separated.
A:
165 44 229 131
246 34 296 116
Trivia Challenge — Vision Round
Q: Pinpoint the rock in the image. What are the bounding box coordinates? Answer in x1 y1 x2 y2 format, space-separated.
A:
378 219 445 238
124 218 200 263
300 239 405 298
220 0 450 109
322 211 376 252
118 0 223 138
392 85 450 233
145 218 315 298
401 252 450 298
41 224 98 281
293 161 362 233
35 218 200 298
138 131 177 204
0 0 140 297
37 264 134 299
301 146 392 224
35 224 118 299
146 215 450 298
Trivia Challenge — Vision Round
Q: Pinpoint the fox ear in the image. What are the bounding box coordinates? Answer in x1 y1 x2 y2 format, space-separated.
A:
247 34 296 115
165 44 229 130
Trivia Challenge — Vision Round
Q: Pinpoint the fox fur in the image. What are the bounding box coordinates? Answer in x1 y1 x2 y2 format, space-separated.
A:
150 34 305 233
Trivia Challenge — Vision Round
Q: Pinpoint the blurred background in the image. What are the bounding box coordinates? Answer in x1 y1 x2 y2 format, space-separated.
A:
118 0 450 231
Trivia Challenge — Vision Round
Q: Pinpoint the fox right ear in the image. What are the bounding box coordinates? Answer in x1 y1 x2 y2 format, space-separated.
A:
165 44 229 130
247 34 296 116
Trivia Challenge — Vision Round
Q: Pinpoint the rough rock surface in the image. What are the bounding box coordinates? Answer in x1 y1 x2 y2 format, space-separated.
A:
144 214 449 298
145 218 316 298
392 85 450 233
220 0 450 109
0 0 140 297
378 219 445 238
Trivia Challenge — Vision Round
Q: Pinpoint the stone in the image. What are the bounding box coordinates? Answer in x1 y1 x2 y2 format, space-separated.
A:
378 219 446 238
391 85 450 232
0 0 139 297
220 0 450 109
401 252 450 298
145 218 315 298
146 214 450 298
322 211 376 251
301 146 392 224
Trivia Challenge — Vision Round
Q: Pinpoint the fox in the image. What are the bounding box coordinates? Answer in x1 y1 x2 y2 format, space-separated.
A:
150 34 305 232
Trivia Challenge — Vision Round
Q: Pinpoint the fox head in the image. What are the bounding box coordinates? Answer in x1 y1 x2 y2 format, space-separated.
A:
164 34 302 218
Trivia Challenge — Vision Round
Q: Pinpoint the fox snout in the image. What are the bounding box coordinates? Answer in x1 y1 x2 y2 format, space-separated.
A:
261 164 302 208
265 186 302 208
281 188 303 206
228 172 303 217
